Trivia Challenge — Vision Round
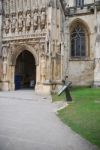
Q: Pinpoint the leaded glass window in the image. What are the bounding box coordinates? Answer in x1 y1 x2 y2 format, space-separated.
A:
76 0 84 8
71 25 86 57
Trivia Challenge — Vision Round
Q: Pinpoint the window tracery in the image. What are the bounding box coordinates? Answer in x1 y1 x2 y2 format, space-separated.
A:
70 23 89 58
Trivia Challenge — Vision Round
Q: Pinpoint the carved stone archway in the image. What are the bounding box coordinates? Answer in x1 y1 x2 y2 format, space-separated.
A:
5 43 52 94
15 50 36 89
10 44 39 66
9 44 39 91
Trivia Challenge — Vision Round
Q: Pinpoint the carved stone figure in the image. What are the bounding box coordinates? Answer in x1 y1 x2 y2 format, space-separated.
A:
3 61 7 76
33 9 38 30
26 12 31 31
2 46 8 77
18 13 23 31
9 44 16 66
4 18 10 34
40 9 46 29
11 16 17 32
48 0 54 7
2 46 8 59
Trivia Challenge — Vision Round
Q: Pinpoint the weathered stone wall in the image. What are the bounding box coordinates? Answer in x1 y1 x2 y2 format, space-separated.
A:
94 10 100 86
68 61 94 86
0 0 100 92
61 0 100 87
0 0 65 93
66 14 95 86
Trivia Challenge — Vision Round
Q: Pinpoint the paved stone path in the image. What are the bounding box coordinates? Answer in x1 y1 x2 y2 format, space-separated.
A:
0 90 98 150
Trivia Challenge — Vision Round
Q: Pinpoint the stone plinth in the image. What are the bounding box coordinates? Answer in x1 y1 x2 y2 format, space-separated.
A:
35 84 51 95
1 81 9 91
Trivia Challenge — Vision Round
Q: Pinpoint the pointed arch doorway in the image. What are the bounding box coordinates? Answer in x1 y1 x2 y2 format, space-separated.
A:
15 50 36 90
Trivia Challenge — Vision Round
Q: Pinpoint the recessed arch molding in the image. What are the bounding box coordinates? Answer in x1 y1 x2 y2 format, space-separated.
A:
10 44 39 66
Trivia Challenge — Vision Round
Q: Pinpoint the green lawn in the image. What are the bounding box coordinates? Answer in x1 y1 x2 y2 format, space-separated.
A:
52 87 100 148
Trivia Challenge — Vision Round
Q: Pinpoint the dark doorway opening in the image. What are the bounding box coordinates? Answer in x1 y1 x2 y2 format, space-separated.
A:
15 50 36 90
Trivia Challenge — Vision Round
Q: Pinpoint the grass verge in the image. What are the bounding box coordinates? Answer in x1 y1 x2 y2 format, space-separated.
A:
53 87 100 148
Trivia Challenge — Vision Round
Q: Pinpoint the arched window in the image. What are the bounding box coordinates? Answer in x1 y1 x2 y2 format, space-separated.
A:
71 24 88 58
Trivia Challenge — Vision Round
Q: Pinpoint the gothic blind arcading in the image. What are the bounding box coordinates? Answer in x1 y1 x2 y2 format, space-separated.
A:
71 25 86 57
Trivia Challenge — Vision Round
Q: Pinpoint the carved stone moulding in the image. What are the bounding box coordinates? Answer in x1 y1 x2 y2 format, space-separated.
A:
41 6 46 12
26 9 31 14
2 45 8 59
5 14 9 18
18 10 23 15
4 16 10 34
8 42 39 66
40 10 46 30
33 10 38 30
33 7 39 13
18 11 23 32
25 11 31 31
3 36 46 46
11 12 16 16
11 13 17 33
10 11 16 16
3 30 47 42
48 0 55 7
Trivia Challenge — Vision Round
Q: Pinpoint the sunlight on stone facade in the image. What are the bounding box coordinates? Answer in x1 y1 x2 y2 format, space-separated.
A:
0 0 100 93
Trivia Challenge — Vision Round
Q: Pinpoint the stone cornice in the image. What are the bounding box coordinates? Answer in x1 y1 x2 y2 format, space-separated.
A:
59 0 100 16
2 35 46 43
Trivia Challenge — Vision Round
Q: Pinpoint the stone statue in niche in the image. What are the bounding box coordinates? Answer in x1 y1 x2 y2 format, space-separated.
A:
4 18 10 34
40 44 45 55
40 9 46 29
33 9 38 30
3 60 7 77
26 12 31 31
18 13 23 32
11 16 17 33
2 46 8 59
9 44 15 66
48 0 54 7
34 44 39 51
2 46 8 78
